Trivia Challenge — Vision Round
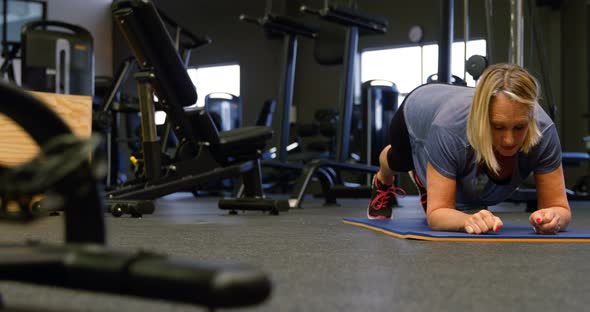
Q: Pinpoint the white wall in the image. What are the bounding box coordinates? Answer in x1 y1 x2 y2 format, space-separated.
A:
46 0 112 77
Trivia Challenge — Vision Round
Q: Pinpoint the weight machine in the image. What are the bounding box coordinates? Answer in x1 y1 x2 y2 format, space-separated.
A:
287 2 388 208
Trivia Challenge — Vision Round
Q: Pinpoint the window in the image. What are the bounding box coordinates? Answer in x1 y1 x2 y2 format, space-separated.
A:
361 39 487 100
187 63 240 107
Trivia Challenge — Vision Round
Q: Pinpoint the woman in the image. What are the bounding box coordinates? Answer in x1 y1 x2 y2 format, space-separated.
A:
367 63 571 234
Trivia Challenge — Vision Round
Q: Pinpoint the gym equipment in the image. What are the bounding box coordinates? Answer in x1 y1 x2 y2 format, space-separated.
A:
438 0 454 84
465 54 488 81
360 80 399 167
484 0 494 63
93 57 139 189
107 0 288 216
96 6 211 189
239 10 318 193
205 92 241 131
343 218 590 242
462 0 469 83
156 7 211 66
426 73 467 86
21 20 94 96
256 98 276 128
295 108 340 159
510 0 524 66
0 0 46 82
287 3 387 208
458 0 489 84
0 80 272 309
240 12 317 163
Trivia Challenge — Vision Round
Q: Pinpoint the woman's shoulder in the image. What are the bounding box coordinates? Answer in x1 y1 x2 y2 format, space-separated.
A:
534 103 555 133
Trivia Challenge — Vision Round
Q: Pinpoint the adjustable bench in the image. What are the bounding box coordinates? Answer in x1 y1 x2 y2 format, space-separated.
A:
107 0 288 215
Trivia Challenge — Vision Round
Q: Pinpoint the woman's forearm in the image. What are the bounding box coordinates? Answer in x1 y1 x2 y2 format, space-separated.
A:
426 207 470 232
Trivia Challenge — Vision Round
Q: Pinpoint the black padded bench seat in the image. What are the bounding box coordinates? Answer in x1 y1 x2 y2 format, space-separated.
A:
218 127 273 149
185 108 273 158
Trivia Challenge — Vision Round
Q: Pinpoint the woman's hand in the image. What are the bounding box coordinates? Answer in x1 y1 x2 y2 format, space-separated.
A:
464 209 503 234
529 208 562 234
532 166 570 234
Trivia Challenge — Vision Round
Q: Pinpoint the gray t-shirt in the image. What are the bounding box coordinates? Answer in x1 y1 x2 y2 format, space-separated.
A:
403 84 561 210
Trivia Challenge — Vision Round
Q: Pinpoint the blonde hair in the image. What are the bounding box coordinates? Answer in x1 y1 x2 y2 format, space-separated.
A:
467 63 542 175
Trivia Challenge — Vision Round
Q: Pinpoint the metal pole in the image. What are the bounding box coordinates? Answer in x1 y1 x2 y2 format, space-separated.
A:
463 0 469 82
135 71 161 181
438 0 454 84
277 35 297 162
485 0 494 63
336 26 359 162
510 0 524 66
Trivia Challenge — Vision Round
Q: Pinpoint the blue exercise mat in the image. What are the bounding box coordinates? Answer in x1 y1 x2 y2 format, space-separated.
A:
343 218 590 242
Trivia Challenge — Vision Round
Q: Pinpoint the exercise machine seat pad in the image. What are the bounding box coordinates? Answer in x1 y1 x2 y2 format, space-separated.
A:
217 127 273 155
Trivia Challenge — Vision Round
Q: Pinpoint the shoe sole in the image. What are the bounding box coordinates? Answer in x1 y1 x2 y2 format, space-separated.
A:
367 211 391 220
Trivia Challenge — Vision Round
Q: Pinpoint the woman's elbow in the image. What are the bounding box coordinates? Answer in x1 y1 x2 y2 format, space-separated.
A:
426 210 442 230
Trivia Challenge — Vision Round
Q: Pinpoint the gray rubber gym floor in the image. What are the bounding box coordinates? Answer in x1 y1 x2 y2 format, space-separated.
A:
1 193 590 311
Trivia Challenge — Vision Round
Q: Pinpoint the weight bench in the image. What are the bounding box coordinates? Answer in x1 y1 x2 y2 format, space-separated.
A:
107 0 289 215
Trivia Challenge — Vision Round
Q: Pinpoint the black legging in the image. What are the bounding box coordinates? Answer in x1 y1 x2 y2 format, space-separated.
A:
386 102 414 172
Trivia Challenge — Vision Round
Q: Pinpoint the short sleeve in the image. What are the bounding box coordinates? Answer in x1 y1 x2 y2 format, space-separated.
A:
531 125 562 174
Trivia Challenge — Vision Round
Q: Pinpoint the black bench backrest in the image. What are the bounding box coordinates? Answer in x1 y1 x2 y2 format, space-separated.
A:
111 0 197 108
